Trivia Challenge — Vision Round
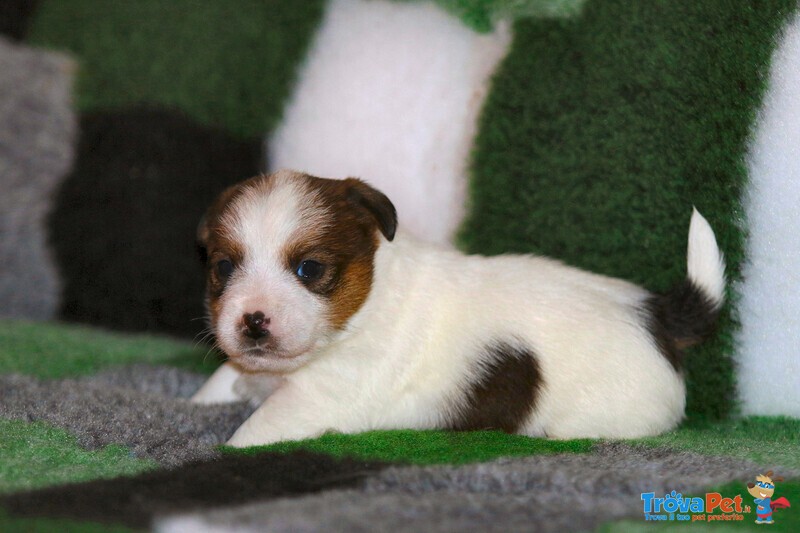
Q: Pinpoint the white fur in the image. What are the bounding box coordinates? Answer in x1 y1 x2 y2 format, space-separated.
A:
194 179 724 446
737 14 800 417
192 362 282 407
267 0 511 245
224 234 685 446
191 362 244 405
688 207 726 308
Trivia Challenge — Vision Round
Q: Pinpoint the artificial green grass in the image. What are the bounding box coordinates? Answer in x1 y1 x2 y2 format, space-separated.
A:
223 429 595 465
27 0 325 138
0 319 220 378
460 0 798 422
0 419 156 495
635 417 800 472
0 511 139 533
401 0 587 32
599 479 800 533
225 417 800 468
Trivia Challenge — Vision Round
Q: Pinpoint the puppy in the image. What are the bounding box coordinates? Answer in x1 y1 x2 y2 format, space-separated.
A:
191 170 725 447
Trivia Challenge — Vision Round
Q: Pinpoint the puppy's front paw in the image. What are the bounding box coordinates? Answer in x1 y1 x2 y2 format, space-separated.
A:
225 422 324 447
225 435 250 448
190 363 243 405
226 426 269 448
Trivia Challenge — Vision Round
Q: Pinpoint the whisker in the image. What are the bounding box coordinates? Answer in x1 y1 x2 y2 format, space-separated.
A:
192 328 214 348
202 341 225 366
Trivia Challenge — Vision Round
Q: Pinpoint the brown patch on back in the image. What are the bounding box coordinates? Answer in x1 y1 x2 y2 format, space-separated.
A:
448 341 542 433
642 279 721 372
285 174 397 330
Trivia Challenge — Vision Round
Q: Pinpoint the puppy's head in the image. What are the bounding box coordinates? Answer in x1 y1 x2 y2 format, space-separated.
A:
197 170 396 372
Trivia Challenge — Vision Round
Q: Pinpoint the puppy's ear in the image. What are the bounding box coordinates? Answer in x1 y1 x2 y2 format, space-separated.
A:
196 183 242 264
344 178 398 241
196 212 210 264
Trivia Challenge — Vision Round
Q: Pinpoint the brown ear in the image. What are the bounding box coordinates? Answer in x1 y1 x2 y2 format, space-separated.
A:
747 482 755 488
345 178 398 241
196 212 211 264
774 476 784 483
196 183 243 263
196 212 211 247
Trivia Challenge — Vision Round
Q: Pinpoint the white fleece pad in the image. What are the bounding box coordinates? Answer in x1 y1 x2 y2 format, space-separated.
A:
738 14 800 417
267 0 511 245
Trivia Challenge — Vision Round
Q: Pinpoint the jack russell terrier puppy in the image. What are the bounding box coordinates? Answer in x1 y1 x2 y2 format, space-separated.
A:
191 170 725 447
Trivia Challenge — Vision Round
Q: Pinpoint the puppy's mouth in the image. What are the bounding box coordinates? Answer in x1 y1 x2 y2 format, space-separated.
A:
239 345 299 359
230 335 313 364
229 342 312 373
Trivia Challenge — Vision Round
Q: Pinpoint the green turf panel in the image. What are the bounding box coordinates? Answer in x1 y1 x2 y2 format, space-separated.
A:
223 428 594 465
227 417 799 467
399 0 587 32
0 320 220 378
598 479 800 532
635 417 800 471
0 511 139 533
0 419 156 494
27 0 325 138
459 0 798 421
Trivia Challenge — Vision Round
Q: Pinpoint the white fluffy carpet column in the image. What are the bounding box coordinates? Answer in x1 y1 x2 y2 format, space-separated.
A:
267 0 511 245
738 15 800 417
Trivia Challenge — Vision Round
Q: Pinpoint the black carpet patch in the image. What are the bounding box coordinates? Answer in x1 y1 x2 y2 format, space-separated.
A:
49 107 262 338
0 0 40 41
0 451 390 529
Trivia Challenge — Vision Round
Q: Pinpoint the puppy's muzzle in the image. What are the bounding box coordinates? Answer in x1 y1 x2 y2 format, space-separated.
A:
242 311 271 340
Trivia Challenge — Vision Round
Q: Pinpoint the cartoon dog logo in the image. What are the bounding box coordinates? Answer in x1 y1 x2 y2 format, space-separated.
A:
747 471 791 524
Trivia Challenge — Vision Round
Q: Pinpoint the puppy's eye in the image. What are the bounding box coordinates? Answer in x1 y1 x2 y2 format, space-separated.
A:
216 259 234 280
296 260 325 281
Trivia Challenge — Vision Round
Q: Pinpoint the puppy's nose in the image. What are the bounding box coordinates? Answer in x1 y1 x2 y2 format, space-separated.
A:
242 311 271 340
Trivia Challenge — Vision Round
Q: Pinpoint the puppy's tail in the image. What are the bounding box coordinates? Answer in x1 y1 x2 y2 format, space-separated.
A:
646 209 725 363
686 207 726 310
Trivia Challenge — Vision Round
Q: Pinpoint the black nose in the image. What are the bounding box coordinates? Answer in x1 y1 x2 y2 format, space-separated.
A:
243 311 270 340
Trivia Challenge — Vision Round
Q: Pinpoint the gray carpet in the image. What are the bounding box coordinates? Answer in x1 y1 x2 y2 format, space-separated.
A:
1 364 793 532
0 365 254 465
156 443 773 533
0 37 75 320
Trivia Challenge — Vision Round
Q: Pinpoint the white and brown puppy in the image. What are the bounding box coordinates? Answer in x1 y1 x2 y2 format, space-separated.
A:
191 170 725 447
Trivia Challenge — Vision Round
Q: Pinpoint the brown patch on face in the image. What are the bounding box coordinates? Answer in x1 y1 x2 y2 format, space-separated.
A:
328 255 376 329
285 174 397 330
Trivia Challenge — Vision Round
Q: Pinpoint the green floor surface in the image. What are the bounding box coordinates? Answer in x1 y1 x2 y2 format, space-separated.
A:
0 319 220 378
0 419 156 495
